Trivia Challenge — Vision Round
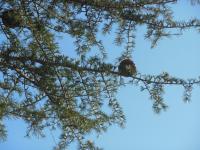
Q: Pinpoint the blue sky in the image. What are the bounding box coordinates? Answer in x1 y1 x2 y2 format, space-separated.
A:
1 1 200 150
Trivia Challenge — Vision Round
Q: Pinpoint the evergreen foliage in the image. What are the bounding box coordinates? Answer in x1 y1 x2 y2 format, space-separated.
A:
0 0 200 149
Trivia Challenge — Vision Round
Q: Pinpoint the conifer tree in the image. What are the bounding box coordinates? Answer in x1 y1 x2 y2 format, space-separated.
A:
0 0 200 149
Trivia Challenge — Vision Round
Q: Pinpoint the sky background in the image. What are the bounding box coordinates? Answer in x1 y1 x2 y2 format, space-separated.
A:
1 1 200 150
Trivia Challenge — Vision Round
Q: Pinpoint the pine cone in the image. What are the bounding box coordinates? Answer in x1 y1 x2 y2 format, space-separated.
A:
2 9 23 28
118 59 136 77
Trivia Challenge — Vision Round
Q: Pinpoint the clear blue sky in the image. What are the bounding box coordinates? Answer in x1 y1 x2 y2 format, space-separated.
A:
1 1 200 150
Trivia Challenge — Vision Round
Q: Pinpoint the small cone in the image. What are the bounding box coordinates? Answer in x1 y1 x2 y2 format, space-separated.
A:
2 9 23 28
118 59 136 77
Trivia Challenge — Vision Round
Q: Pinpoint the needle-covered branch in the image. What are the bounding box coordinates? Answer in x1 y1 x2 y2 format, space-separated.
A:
0 0 200 149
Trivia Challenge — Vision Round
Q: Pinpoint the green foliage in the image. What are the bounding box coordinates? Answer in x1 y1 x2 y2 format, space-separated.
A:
0 0 200 149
